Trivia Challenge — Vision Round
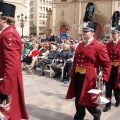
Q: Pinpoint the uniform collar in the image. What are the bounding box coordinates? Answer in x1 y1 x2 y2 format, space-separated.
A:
113 39 119 44
83 38 94 46
1 25 9 33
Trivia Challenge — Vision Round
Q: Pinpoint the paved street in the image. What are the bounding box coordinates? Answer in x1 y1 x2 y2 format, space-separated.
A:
22 69 120 120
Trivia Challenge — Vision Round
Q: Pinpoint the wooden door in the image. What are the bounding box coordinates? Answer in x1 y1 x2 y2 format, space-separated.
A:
95 23 102 39
60 25 67 33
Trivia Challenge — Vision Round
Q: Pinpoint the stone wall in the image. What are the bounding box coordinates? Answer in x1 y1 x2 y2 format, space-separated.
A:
47 0 120 38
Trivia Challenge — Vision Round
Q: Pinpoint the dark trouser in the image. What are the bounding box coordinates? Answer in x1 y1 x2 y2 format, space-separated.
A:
63 63 72 81
33 61 41 70
39 60 46 72
51 62 63 74
39 59 50 72
33 58 50 71
74 72 101 120
105 66 120 107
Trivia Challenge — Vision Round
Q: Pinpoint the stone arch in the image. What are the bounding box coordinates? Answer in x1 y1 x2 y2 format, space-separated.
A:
93 13 109 39
55 19 70 33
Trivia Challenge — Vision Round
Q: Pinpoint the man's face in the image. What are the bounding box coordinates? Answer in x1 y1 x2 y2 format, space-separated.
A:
111 32 120 40
82 30 94 40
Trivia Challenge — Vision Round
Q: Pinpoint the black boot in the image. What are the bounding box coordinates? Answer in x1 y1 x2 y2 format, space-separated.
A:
103 106 111 112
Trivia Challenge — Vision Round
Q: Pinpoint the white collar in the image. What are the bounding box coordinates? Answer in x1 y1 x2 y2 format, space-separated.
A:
113 39 119 44
83 38 94 46
1 25 9 33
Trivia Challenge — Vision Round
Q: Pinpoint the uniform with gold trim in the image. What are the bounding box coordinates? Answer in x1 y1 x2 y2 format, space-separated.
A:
66 2 111 120
103 11 120 112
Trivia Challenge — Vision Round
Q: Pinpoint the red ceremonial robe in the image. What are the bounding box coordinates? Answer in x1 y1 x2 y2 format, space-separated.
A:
0 25 29 120
66 39 111 107
106 40 120 88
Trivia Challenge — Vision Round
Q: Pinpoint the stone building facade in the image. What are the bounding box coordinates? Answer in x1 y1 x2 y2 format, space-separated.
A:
4 0 29 36
29 0 52 36
46 0 120 39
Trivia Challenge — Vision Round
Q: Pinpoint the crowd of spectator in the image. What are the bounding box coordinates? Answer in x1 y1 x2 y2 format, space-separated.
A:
21 34 111 84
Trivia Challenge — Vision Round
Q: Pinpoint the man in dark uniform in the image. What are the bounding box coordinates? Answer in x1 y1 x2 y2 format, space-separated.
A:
66 2 111 120
0 1 29 119
103 11 120 112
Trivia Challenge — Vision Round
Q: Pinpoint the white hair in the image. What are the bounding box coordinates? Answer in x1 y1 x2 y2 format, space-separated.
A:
52 45 57 50
64 44 70 49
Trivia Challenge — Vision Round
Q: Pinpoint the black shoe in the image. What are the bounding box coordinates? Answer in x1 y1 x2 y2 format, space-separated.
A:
74 113 84 120
103 106 111 112
40 72 45 76
115 101 120 107
60 79 65 82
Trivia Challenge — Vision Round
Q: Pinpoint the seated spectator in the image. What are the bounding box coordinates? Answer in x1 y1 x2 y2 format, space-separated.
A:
51 44 71 78
56 42 64 52
38 42 43 52
21 42 29 61
30 42 50 68
30 45 59 76
38 42 50 59
22 44 39 69
49 33 55 42
40 35 47 42
26 40 32 49
62 43 79 84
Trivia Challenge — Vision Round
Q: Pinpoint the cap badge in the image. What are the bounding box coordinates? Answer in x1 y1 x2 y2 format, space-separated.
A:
0 12 2 15
83 22 89 27
112 27 115 30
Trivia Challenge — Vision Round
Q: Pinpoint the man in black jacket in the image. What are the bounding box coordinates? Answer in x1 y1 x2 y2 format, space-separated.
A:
62 43 79 84
51 44 72 78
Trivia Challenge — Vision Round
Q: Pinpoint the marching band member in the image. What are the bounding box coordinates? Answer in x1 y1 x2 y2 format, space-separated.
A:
66 2 111 120
103 11 120 112
0 1 29 119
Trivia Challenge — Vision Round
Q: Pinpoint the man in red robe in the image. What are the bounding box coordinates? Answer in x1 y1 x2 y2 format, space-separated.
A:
103 23 120 112
66 2 111 120
0 1 29 120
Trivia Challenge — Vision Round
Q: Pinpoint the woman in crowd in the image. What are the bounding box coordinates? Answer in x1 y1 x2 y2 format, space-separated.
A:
21 42 29 61
22 43 39 69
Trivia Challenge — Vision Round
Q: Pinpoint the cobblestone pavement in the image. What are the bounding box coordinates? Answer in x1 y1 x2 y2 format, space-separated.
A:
22 69 120 120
